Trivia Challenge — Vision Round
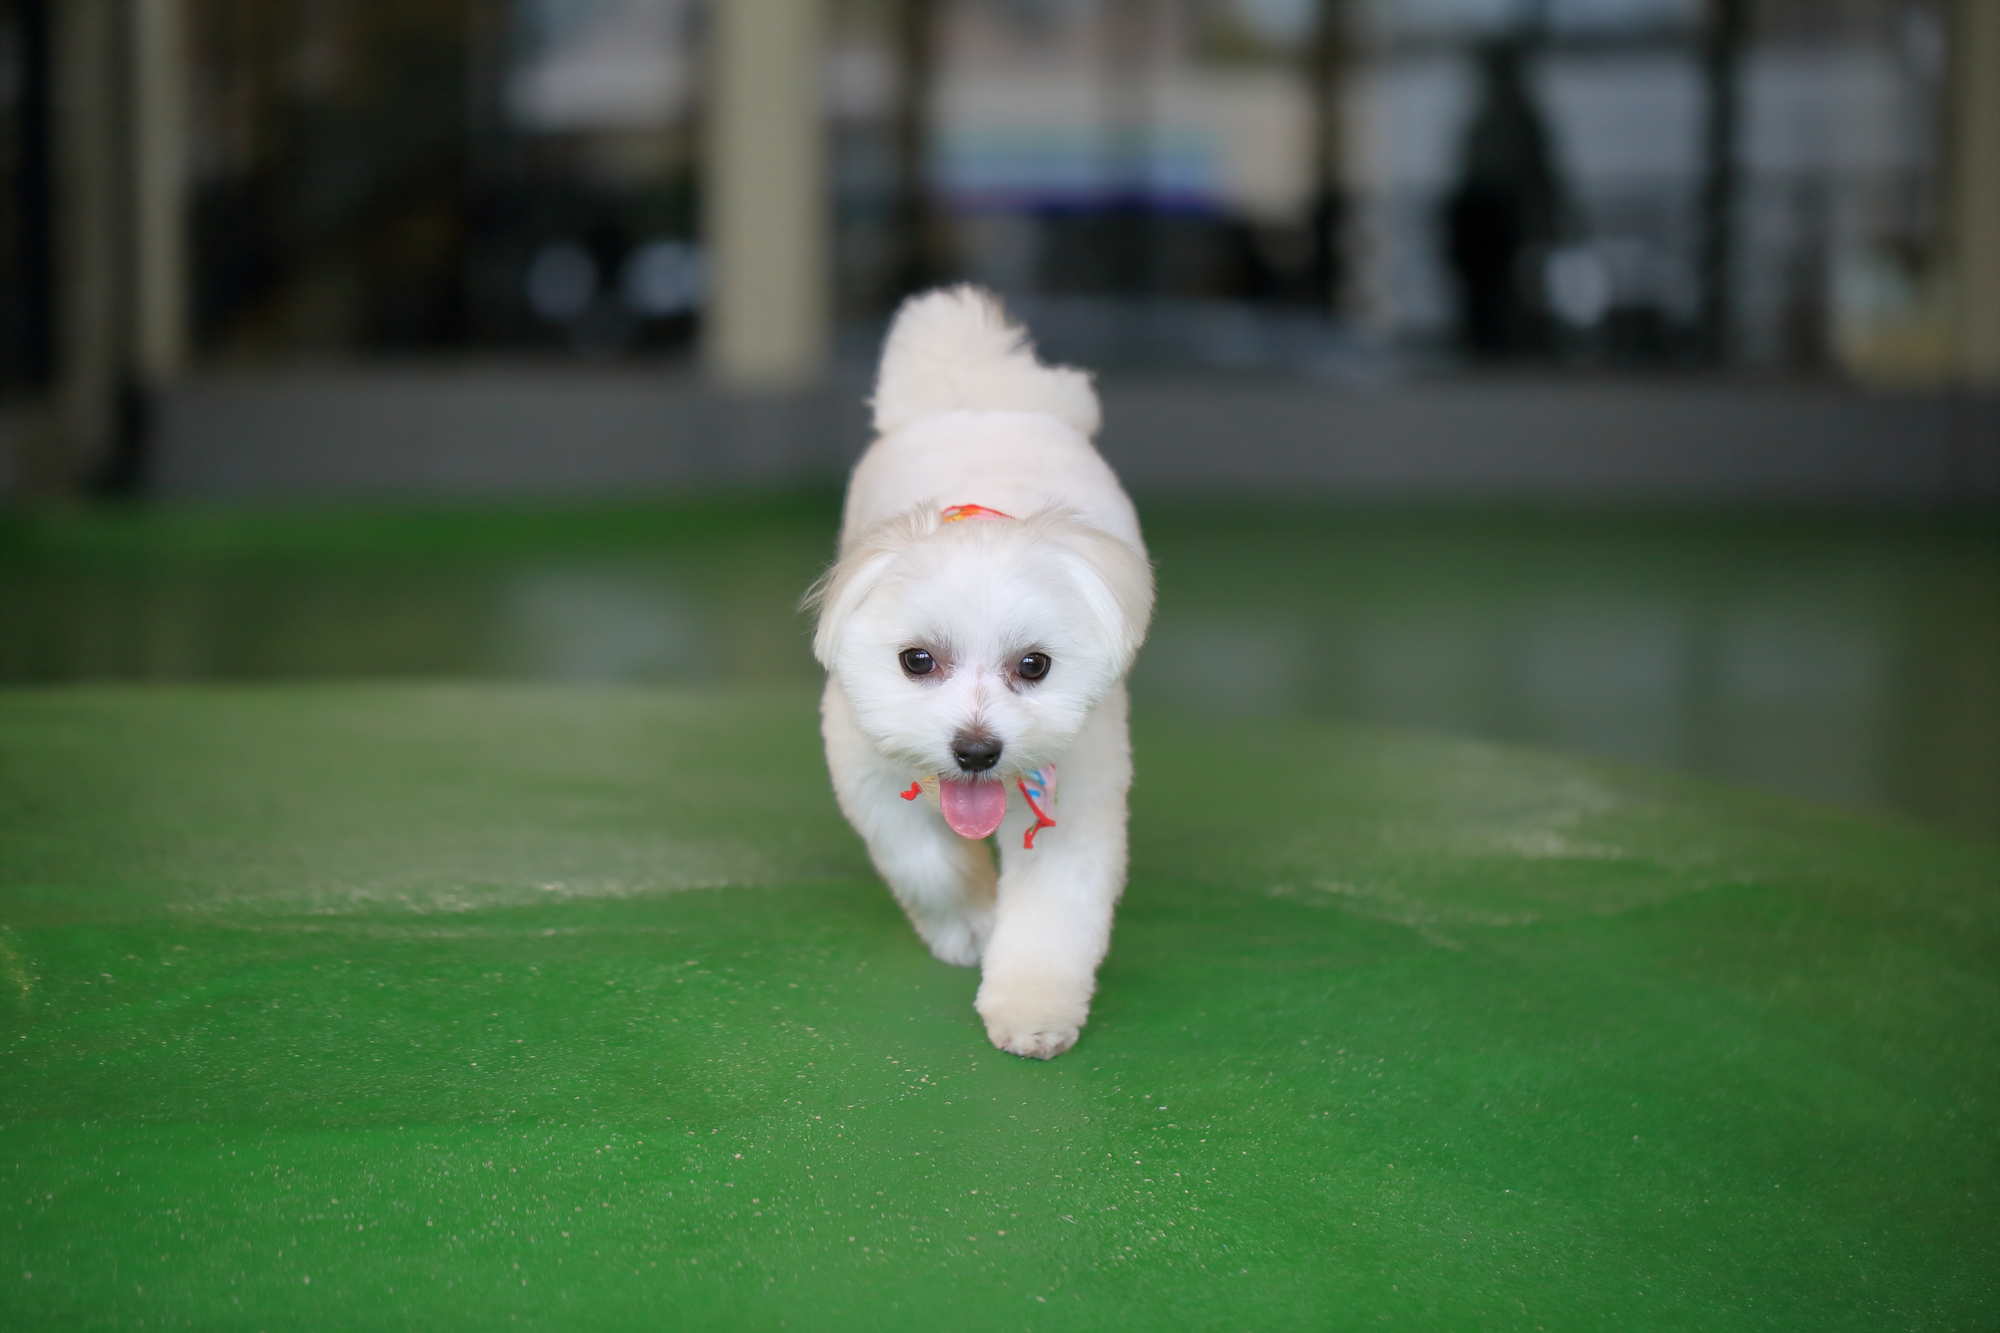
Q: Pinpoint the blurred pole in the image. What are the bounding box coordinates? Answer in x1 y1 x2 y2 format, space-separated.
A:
2 1 57 394
130 0 188 389
20 0 122 498
1099 0 1157 295
1697 0 1748 366
1953 0 2000 385
13 0 184 499
890 0 942 297
98 0 190 494
703 0 830 390
1307 0 1348 316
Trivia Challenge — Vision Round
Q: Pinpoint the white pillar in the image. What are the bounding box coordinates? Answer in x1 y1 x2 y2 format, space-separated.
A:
703 0 829 390
130 0 189 386
1954 0 2000 385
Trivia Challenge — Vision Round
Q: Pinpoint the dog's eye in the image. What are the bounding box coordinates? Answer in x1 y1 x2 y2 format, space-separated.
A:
899 648 936 676
1017 652 1051 681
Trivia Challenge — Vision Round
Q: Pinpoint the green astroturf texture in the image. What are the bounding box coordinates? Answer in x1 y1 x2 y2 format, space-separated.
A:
2 685 1995 1330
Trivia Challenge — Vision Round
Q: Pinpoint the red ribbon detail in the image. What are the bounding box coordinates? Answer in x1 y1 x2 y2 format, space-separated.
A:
1017 778 1058 849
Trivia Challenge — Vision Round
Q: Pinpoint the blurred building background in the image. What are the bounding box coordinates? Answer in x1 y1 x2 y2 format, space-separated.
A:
1 0 1997 496
0 0 1997 840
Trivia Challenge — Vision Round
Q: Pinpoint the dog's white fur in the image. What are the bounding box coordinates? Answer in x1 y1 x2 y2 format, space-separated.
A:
808 286 1153 1060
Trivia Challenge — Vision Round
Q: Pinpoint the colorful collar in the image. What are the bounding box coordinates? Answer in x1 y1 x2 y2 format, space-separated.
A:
900 765 1059 849
940 504 1012 523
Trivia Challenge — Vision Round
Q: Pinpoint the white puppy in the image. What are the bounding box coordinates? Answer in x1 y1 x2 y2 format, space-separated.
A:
807 286 1154 1060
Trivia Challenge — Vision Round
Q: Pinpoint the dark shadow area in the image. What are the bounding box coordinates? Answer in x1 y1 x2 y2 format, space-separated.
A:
1443 39 1561 361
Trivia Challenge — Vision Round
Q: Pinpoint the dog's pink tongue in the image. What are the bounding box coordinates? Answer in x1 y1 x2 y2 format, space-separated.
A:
940 779 1007 839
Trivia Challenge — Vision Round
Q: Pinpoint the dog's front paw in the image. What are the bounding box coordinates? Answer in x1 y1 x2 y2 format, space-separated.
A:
915 909 991 968
985 1018 1079 1060
925 920 986 968
976 978 1088 1060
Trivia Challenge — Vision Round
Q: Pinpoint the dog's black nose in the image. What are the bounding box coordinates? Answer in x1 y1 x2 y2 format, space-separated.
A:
952 734 1002 773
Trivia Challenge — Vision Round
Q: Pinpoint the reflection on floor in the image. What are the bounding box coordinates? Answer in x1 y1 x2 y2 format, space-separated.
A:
1137 507 2000 843
4 497 1994 841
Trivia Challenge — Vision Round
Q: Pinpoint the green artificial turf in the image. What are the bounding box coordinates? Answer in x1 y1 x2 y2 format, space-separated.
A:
2 684 1995 1329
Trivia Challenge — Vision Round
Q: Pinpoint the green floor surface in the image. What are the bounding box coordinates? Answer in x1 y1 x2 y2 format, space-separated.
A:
3 685 1996 1330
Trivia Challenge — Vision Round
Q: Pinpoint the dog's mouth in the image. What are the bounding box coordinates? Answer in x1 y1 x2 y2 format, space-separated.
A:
939 778 1008 839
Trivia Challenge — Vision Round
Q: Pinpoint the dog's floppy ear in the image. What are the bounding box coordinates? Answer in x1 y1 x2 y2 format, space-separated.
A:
802 507 937 668
1038 515 1154 675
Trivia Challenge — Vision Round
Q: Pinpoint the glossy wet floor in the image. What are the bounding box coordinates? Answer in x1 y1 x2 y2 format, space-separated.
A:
5 498 1996 842
4 684 1995 1329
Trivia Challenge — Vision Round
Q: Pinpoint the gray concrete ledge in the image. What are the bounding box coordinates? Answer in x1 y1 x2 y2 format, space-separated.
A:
132 362 2000 504
1097 376 2000 504
147 363 872 498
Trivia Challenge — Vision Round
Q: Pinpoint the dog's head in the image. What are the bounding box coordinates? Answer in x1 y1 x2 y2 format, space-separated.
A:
807 506 1153 781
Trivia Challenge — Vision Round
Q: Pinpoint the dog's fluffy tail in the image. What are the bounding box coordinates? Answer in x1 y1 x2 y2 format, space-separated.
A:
870 285 1100 438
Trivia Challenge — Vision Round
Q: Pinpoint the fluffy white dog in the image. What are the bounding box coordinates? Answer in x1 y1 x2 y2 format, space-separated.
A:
807 286 1154 1060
